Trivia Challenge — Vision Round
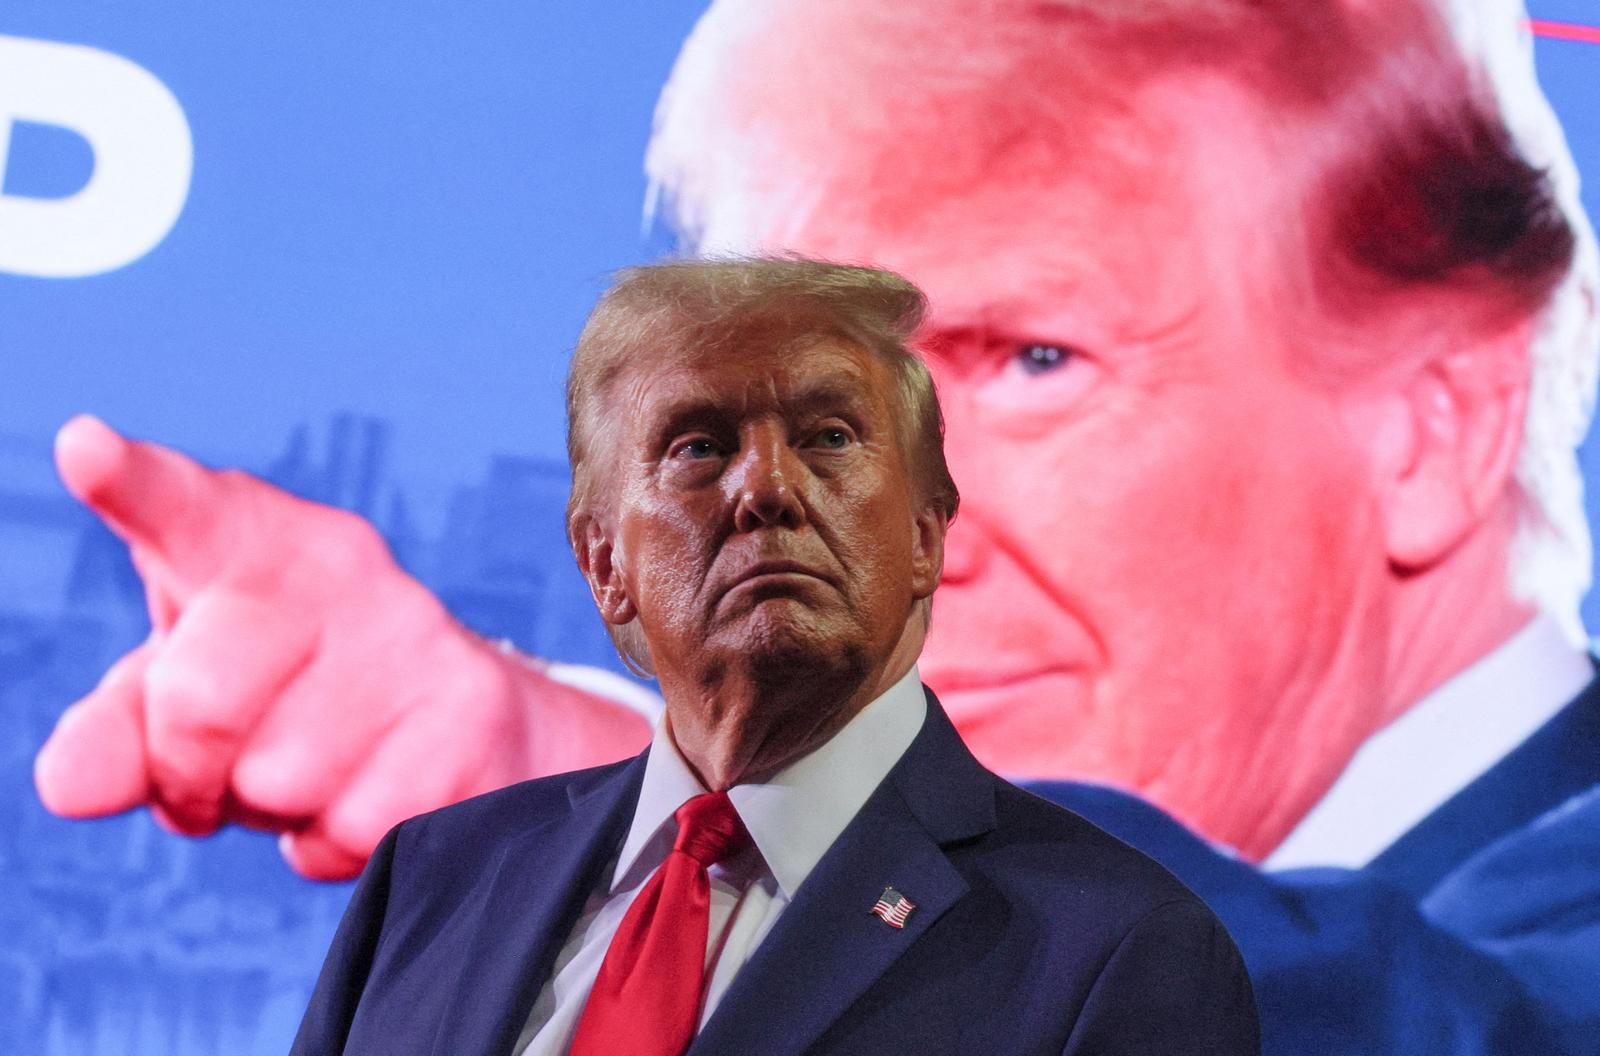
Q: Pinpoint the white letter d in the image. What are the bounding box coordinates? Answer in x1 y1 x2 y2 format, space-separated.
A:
0 34 194 278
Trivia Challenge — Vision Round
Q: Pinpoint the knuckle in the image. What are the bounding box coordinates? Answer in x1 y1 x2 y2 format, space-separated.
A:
144 653 216 717
98 643 154 689
230 748 330 819
143 655 247 748
213 467 257 493
146 747 226 809
306 506 390 573
322 801 391 860
233 498 392 594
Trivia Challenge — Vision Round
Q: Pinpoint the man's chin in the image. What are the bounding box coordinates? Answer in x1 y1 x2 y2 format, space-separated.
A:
715 603 866 683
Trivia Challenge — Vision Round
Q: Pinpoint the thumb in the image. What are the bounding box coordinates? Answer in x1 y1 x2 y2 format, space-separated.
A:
55 415 228 592
35 642 155 818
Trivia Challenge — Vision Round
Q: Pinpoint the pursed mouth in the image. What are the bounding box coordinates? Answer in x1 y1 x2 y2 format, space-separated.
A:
721 560 837 599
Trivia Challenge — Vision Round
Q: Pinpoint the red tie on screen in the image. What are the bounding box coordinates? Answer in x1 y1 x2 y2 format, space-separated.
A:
569 790 753 1056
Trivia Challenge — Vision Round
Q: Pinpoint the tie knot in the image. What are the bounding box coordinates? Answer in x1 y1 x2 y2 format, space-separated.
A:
672 791 751 867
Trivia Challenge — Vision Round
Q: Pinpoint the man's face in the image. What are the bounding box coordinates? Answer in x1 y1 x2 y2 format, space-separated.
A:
602 330 940 711
779 79 1396 854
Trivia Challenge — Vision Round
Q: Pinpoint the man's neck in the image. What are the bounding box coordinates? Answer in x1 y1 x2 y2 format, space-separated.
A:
1225 511 1536 860
1253 506 1557 863
660 618 926 790
1265 613 1591 869
1381 502 1535 727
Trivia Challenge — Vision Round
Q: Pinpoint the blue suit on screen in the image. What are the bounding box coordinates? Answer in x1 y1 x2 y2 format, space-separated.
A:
291 693 1259 1055
1032 676 1600 1056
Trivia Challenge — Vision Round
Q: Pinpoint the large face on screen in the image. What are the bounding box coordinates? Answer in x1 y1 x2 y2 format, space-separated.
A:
782 77 1396 852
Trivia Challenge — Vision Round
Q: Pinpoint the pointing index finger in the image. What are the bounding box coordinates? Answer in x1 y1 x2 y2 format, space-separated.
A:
55 414 228 588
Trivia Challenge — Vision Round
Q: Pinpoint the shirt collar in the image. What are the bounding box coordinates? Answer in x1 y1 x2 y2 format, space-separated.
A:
1264 615 1594 870
613 665 928 898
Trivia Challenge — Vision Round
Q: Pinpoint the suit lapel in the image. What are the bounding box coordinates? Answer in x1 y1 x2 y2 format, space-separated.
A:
690 692 994 1056
429 753 648 1056
1370 674 1600 897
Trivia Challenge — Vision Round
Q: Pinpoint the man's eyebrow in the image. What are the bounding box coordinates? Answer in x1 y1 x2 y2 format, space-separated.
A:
639 375 877 447
644 397 730 442
930 263 1092 334
784 380 873 418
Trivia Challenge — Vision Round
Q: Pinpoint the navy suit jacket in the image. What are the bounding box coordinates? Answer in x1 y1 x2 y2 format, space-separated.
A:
1032 675 1600 1055
292 692 1259 1055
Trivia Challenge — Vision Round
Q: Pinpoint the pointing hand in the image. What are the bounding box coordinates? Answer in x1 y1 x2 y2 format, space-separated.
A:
35 416 650 879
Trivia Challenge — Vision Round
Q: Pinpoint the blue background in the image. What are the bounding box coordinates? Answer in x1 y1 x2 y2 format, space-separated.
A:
0 3 1595 1052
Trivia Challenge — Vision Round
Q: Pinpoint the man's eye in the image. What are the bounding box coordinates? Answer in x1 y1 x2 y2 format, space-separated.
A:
677 438 720 459
1016 343 1077 375
976 337 1103 425
813 428 852 449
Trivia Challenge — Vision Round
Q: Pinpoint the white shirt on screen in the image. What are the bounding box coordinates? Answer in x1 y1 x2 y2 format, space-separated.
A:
511 665 928 1056
1265 615 1593 870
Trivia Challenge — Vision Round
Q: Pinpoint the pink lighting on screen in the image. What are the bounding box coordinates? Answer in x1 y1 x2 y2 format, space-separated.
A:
1530 19 1600 45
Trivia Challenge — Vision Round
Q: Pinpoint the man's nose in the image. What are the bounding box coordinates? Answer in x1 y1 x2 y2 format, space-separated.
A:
730 429 806 532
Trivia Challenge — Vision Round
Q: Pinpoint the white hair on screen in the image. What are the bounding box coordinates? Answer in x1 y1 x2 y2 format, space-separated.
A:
1440 0 1599 643
647 0 1600 642
645 0 1063 256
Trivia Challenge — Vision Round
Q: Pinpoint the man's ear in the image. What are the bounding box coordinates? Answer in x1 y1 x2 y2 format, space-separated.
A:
1370 321 1532 571
572 515 637 626
910 504 949 600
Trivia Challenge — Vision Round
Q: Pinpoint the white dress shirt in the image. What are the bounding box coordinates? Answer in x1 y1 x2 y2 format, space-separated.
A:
1265 615 1593 870
511 665 928 1056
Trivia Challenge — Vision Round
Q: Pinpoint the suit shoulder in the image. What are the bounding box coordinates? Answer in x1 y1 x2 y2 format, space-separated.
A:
390 756 636 866
1429 781 1600 934
979 776 1216 922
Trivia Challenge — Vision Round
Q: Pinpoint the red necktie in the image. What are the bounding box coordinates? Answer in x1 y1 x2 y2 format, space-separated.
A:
569 790 753 1056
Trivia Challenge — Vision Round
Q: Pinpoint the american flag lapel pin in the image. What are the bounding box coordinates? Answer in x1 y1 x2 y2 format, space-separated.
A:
871 886 916 929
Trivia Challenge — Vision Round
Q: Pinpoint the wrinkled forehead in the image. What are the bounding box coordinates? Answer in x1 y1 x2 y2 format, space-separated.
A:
691 13 1139 241
615 331 897 423
787 87 1293 351
660 8 1299 318
655 0 1303 255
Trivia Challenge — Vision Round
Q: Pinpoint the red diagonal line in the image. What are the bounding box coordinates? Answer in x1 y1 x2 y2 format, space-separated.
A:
1531 19 1600 45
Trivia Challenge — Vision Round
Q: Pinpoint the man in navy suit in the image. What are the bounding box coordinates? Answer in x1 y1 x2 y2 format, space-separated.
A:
290 258 1259 1055
38 1 1598 1052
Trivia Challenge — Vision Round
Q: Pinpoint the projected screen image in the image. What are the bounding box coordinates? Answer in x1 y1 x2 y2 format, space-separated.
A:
3 2 1598 1053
